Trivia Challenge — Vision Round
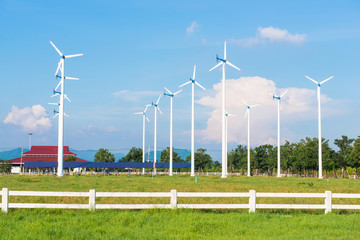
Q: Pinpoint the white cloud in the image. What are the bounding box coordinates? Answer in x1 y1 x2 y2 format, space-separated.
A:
230 26 307 47
113 90 161 102
186 21 199 35
4 105 52 133
197 76 334 145
258 26 307 44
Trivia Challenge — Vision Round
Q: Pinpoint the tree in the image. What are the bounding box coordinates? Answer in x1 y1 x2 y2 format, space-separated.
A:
122 147 143 162
349 136 360 171
334 136 354 169
227 145 247 171
186 148 212 171
160 147 183 163
254 144 276 173
0 159 11 173
64 155 77 162
94 148 115 162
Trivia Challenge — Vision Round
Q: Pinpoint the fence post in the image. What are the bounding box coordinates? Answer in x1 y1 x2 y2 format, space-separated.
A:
325 191 332 214
2 188 8 213
249 190 256 213
89 189 96 211
170 189 177 209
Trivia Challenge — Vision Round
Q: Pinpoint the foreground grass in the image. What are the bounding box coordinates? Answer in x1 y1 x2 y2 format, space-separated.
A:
0 209 359 239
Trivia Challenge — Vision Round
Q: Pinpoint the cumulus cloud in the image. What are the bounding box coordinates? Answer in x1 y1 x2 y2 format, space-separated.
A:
230 26 307 47
113 90 161 102
197 76 333 145
186 21 199 35
4 105 52 133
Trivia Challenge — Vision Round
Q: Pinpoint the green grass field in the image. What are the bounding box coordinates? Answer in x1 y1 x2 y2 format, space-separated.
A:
0 175 359 239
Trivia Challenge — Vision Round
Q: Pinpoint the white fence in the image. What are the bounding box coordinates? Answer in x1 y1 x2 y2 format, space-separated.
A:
1 188 360 214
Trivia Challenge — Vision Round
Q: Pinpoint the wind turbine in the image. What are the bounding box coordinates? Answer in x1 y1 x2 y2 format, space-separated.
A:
164 87 183 176
151 94 163 175
243 100 259 177
179 64 206 177
134 105 150 175
225 112 236 175
272 89 288 178
305 75 334 179
209 40 241 178
49 40 83 177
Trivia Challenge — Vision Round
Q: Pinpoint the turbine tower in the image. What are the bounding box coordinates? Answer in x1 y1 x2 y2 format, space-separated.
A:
225 112 236 175
209 40 241 178
164 87 183 176
179 64 206 177
272 89 288 178
49 41 83 177
243 100 259 177
151 94 162 175
134 105 150 175
305 75 334 179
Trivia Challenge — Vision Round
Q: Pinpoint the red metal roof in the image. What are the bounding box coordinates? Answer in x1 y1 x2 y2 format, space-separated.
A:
9 156 89 163
23 146 75 156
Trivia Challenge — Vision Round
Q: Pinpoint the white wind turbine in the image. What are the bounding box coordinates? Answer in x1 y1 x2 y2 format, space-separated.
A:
164 87 183 176
272 89 288 178
179 64 206 177
134 105 150 175
243 100 259 177
225 112 236 175
49 40 83 177
151 94 163 175
305 75 334 179
209 40 241 178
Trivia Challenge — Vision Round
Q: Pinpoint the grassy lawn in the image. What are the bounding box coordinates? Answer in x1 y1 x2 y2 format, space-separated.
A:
0 175 359 239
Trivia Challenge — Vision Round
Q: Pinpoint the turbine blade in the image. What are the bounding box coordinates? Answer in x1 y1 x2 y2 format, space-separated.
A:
179 81 191 88
174 89 183 95
195 81 206 91
224 40 227 60
48 103 58 105
156 94 162 104
157 106 163 115
280 89 288 98
144 105 149 113
64 95 71 102
50 94 59 98
245 109 249 118
65 77 80 80
65 53 84 58
228 113 237 117
193 64 196 80
250 104 260 108
208 62 222 72
146 116 150 122
64 113 70 118
49 41 62 56
226 61 241 71
53 113 59 119
55 61 62 76
164 86 172 94
242 99 247 106
305 75 318 85
320 76 334 85
54 80 62 91
134 112 142 115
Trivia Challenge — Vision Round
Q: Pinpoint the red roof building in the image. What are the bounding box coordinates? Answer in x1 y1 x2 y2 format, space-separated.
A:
9 146 89 164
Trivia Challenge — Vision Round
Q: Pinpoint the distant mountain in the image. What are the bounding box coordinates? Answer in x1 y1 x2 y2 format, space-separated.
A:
70 149 125 162
0 148 29 160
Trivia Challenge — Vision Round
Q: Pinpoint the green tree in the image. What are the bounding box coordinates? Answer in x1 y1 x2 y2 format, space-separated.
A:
349 136 360 171
186 148 213 171
160 147 183 163
64 155 77 162
122 147 143 162
227 145 247 171
254 144 276 173
0 159 11 173
334 136 354 169
94 148 115 162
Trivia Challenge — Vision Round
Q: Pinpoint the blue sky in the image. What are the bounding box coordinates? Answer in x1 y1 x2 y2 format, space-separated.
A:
0 0 359 161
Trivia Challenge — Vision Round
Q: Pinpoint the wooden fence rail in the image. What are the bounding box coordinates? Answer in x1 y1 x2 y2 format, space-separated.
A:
1 188 360 214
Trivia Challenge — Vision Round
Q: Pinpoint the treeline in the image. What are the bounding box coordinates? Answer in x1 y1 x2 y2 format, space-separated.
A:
119 135 360 176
